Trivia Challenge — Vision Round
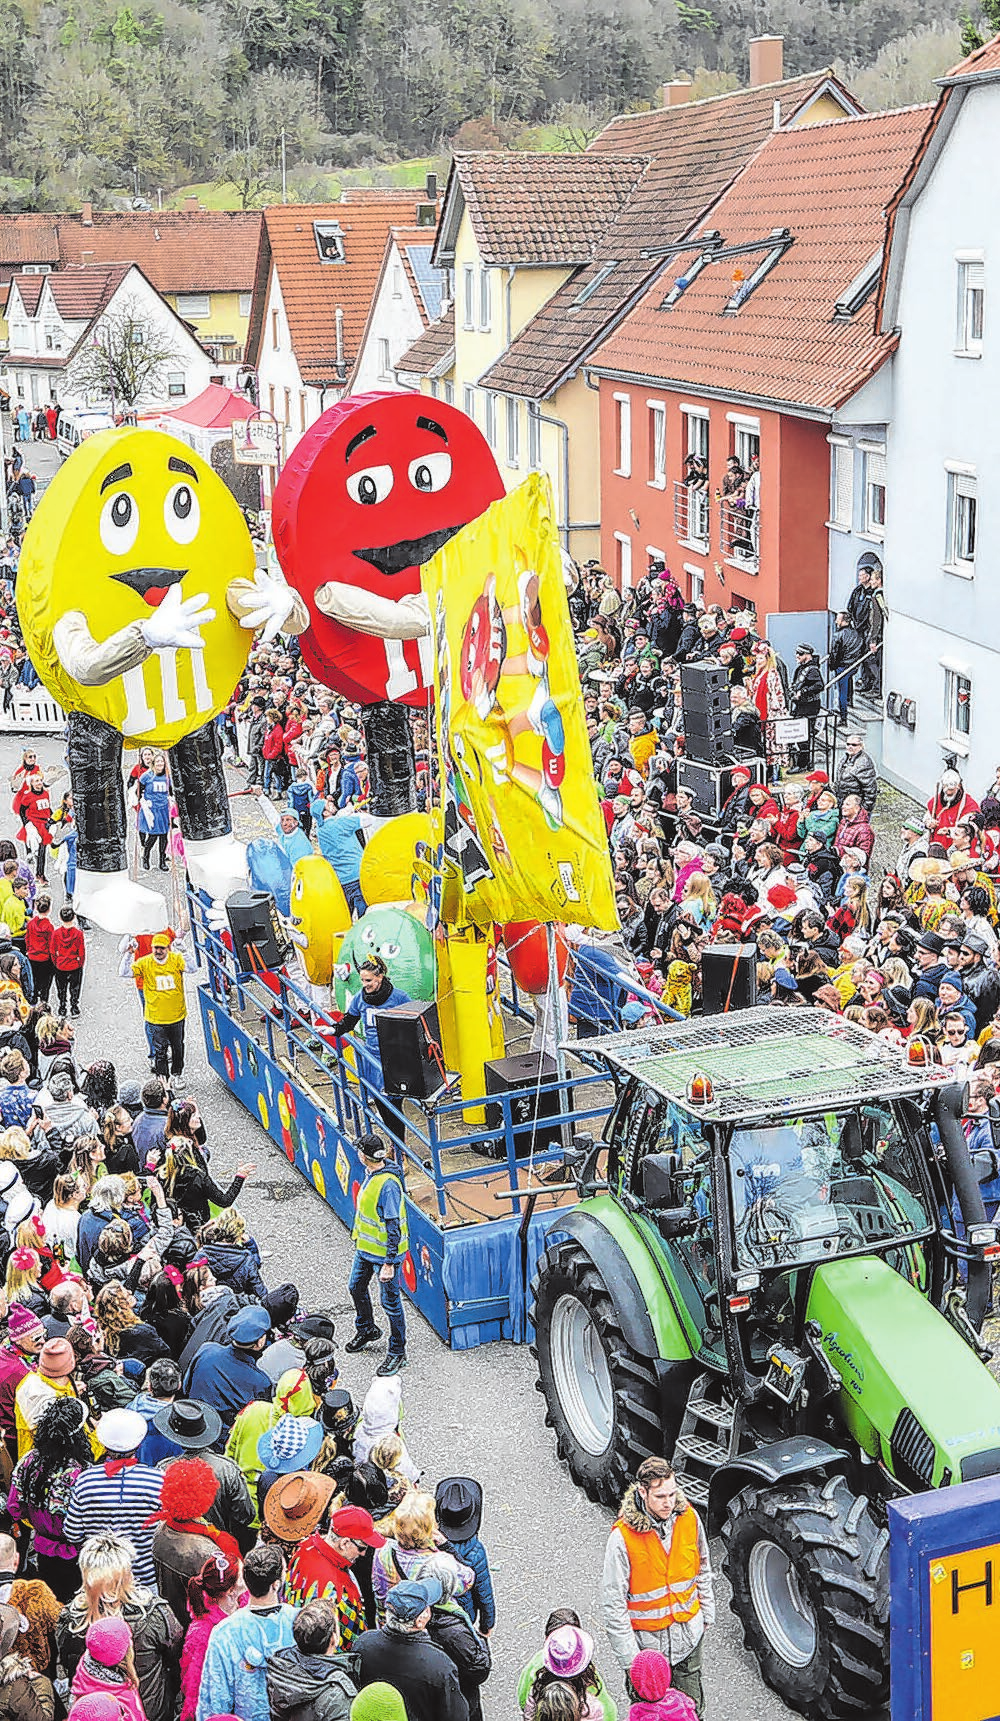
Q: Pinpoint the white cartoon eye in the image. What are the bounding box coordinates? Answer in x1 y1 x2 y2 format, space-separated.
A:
164 482 200 545
99 490 140 556
361 926 376 945
408 452 451 493
381 941 401 960
347 464 394 506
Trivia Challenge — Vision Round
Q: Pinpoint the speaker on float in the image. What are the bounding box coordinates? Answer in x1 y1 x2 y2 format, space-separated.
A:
484 1050 567 1158
701 943 758 1014
374 1000 445 1099
225 889 291 973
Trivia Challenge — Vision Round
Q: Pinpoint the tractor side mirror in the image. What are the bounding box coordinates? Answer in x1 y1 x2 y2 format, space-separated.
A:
642 1150 685 1210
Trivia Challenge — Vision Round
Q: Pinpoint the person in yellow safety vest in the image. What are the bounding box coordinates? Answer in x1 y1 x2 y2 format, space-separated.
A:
346 1132 409 1378
602 1456 714 1719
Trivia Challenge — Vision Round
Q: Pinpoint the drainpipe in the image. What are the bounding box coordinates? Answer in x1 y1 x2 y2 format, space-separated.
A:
504 266 515 347
536 401 601 555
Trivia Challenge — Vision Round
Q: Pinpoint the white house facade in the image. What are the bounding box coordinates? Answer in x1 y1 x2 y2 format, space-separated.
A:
352 232 444 395
878 49 1000 796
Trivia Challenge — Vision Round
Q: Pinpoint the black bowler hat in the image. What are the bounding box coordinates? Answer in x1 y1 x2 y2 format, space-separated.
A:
152 1397 222 1450
435 1476 483 1540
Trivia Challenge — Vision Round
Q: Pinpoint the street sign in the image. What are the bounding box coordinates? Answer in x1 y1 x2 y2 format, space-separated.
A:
232 412 281 467
891 1474 1000 1719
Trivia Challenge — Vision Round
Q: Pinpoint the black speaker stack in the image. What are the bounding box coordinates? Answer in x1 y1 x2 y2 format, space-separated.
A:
225 890 292 973
677 754 767 818
483 1051 568 1158
374 1000 446 1100
680 663 732 763
701 943 759 1013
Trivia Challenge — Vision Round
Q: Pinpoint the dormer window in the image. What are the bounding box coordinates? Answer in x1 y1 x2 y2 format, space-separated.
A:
314 221 345 264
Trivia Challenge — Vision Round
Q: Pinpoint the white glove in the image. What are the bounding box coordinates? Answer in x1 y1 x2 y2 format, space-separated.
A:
141 584 216 651
237 569 297 644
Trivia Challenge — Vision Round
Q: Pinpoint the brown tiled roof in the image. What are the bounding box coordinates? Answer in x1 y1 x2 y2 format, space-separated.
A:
939 33 1000 81
442 152 650 266
55 211 262 293
397 306 455 375
0 216 60 269
245 198 439 386
479 71 859 400
591 106 931 414
6 275 45 316
47 262 132 320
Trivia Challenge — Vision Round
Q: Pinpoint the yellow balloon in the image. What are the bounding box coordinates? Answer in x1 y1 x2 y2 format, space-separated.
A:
290 854 351 984
16 427 255 748
359 812 437 906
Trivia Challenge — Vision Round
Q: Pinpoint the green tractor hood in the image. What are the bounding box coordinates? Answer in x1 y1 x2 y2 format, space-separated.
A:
806 1257 1000 1490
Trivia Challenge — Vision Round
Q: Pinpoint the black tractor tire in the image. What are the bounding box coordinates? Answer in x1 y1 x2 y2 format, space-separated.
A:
722 1472 889 1720
530 1237 663 1504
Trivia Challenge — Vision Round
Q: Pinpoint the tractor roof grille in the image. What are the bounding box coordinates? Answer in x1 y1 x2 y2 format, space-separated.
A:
890 1407 936 1490
580 1009 953 1123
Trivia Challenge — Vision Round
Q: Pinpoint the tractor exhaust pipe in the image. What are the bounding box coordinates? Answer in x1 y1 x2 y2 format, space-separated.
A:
932 1082 990 1330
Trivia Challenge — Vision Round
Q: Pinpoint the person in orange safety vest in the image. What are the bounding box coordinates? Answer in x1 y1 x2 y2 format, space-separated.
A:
602 1456 714 1718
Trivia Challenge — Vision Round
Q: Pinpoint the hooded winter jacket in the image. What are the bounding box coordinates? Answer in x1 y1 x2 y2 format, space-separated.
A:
601 1483 714 1673
200 1239 268 1301
425 1605 490 1721
265 1647 357 1721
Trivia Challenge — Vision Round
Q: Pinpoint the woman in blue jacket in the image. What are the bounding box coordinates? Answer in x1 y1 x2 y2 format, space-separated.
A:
139 751 171 871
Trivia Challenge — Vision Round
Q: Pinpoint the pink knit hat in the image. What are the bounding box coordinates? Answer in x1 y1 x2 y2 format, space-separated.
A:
86 1616 132 1667
630 1648 673 1699
68 1699 123 1721
7 1305 43 1344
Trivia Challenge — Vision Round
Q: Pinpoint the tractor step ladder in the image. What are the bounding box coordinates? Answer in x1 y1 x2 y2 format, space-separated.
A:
672 1371 739 1507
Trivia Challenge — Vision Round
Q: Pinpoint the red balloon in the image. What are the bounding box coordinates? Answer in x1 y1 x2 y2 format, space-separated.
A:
272 393 504 707
502 921 569 996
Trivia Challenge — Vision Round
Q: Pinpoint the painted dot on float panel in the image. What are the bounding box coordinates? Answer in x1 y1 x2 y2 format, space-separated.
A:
281 1127 295 1163
402 1252 417 1294
316 1118 326 1150
257 1095 270 1129
350 1180 361 1207
223 1048 235 1081
312 1160 326 1197
247 1044 259 1076
284 1085 297 1119
277 1092 291 1130
289 1119 301 1155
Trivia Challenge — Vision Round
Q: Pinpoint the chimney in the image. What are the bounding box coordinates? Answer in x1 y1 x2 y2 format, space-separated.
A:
660 79 693 107
81 201 93 227
749 35 783 87
425 171 438 202
185 195 199 212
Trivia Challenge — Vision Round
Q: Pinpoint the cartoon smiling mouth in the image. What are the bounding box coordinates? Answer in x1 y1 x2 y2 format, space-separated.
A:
352 524 464 578
110 567 186 607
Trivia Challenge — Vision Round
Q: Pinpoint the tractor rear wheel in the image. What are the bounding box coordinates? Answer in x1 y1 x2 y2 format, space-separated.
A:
722 1472 889 1720
531 1237 663 1504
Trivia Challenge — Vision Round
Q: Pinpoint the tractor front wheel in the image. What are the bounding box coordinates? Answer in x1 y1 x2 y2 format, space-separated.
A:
722 1472 889 1720
531 1238 662 1504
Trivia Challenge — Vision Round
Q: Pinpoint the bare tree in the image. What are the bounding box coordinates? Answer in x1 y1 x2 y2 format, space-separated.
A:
68 295 185 409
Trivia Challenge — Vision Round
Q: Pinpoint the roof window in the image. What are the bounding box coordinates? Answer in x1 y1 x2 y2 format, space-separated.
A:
314 221 345 264
570 260 620 309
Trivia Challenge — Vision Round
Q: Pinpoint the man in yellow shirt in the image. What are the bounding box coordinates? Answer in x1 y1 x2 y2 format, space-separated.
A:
132 932 187 1082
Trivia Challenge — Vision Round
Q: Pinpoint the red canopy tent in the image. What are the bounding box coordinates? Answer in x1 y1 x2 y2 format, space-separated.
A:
155 382 256 429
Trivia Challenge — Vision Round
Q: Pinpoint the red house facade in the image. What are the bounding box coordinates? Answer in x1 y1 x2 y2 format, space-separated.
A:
590 104 931 623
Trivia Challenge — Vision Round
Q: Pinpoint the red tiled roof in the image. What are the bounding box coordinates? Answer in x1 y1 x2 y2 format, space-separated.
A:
0 216 60 269
55 211 262 293
397 306 455 375
591 105 932 414
479 72 859 400
443 152 650 266
940 33 1000 81
245 198 438 386
46 262 132 320
6 275 45 316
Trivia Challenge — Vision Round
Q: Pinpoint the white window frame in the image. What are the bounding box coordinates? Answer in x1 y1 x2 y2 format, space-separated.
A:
943 663 973 753
956 254 984 357
683 561 705 606
479 268 492 332
613 531 633 590
613 392 632 478
177 291 210 319
505 395 519 468
377 336 391 378
392 264 404 300
167 372 186 397
527 404 541 470
462 265 475 331
238 292 252 317
463 384 476 422
484 391 497 450
443 378 455 406
828 435 853 531
647 399 666 488
860 444 886 541
682 405 709 461
945 464 977 578
680 407 710 546
734 425 759 473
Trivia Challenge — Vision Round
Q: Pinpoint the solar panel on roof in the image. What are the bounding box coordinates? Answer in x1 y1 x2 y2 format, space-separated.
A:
404 245 444 322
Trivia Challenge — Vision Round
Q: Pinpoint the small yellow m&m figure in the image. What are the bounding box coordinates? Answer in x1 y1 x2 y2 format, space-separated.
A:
17 426 305 932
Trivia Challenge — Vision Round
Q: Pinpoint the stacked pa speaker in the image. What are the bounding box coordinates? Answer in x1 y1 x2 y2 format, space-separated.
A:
680 663 732 763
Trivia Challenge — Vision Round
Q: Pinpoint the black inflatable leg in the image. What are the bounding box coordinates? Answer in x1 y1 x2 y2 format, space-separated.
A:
68 712 127 874
170 721 232 842
360 700 416 818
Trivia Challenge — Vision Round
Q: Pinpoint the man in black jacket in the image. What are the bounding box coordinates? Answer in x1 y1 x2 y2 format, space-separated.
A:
955 934 1000 1034
790 643 824 769
354 1578 468 1721
266 1598 359 1721
828 614 865 719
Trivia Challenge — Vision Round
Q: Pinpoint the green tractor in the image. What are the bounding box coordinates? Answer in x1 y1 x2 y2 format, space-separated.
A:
531 1010 1000 1719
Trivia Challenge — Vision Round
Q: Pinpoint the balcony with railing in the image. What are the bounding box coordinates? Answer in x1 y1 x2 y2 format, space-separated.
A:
719 495 759 572
673 479 710 549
